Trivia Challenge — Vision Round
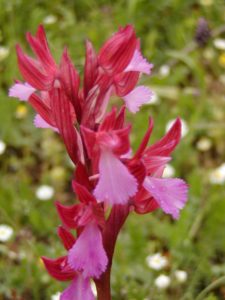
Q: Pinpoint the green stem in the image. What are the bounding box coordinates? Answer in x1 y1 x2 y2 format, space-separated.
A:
196 276 225 300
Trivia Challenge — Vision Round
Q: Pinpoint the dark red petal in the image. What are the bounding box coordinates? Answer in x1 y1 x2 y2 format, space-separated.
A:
72 181 96 204
50 88 81 164
114 71 139 97
84 40 98 98
42 256 76 281
26 32 56 73
35 25 56 70
80 125 97 158
134 117 154 159
60 49 81 121
74 162 93 191
57 226 76 250
145 118 181 157
99 25 137 74
55 201 79 229
99 108 117 131
126 158 146 188
16 45 52 90
29 93 55 126
134 197 159 214
114 106 126 129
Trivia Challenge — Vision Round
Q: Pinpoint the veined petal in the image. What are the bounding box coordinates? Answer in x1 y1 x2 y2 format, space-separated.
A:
42 256 75 281
94 151 138 205
34 114 59 132
68 222 108 279
123 86 153 113
60 275 95 300
143 177 188 219
125 49 153 74
9 82 36 101
145 118 181 157
57 226 76 250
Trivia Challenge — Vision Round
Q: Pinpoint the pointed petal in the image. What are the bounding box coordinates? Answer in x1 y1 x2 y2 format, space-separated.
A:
29 93 54 126
34 114 58 132
145 118 182 157
80 125 97 158
99 108 117 132
84 40 98 98
72 182 96 204
16 45 52 90
60 276 95 300
143 156 171 174
114 71 139 97
123 86 153 113
57 226 76 250
60 49 81 121
8 82 36 101
134 117 154 159
26 31 56 73
94 151 138 205
99 25 137 74
125 49 153 74
143 177 188 219
68 223 108 279
50 88 81 164
55 201 80 229
42 256 75 281
74 162 93 191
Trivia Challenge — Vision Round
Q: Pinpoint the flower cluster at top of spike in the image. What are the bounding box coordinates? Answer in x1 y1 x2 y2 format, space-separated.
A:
9 25 188 299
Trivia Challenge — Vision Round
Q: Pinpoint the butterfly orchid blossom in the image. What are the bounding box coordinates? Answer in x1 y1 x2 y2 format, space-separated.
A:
9 25 188 300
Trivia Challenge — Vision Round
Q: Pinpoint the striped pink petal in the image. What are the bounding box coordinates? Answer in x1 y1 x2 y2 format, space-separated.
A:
94 150 138 205
123 86 153 113
125 49 153 74
60 275 95 300
9 82 36 101
143 177 188 219
68 222 108 279
34 114 58 132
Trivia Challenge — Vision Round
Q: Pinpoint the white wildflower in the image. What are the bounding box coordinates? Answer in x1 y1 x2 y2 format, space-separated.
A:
36 185 55 201
209 163 225 185
213 38 225 50
0 46 9 61
159 65 170 77
43 15 57 25
199 0 213 6
196 137 212 151
154 274 171 289
146 253 168 270
0 140 6 155
166 118 188 138
174 270 188 283
148 92 160 105
0 224 13 242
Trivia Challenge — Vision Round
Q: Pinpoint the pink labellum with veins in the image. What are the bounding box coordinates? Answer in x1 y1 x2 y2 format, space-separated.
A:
125 49 153 74
143 177 188 219
123 85 153 113
60 275 95 300
68 222 108 279
34 114 59 132
94 150 138 205
9 82 36 101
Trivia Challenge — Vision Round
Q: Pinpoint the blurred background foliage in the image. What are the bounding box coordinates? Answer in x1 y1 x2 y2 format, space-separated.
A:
0 0 225 299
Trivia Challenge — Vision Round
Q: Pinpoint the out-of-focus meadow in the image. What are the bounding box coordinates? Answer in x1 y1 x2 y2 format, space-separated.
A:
0 0 225 299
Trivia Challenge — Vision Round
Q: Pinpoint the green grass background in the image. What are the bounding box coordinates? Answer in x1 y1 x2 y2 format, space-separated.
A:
0 0 225 299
